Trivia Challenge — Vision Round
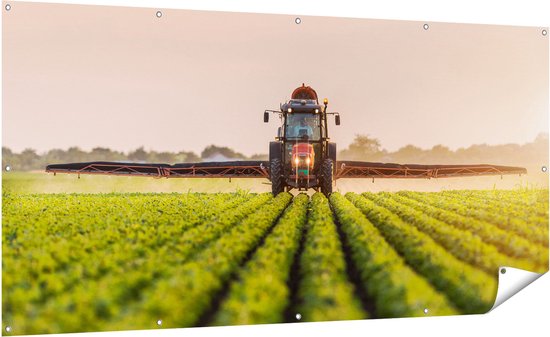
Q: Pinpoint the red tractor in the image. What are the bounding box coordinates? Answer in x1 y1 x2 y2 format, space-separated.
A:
264 84 339 195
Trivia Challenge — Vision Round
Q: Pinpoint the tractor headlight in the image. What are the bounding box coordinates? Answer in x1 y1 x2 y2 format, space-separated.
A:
287 108 293 113
294 157 300 165
306 157 311 165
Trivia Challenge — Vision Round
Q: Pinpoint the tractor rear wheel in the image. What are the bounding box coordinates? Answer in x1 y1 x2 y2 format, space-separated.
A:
270 158 284 195
320 159 333 196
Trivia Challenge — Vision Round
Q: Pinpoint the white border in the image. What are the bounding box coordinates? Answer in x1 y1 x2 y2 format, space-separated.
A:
1 1 549 337
491 267 543 310
5 0 550 27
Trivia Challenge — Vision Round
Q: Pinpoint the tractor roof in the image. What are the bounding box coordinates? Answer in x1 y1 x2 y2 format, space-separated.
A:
281 99 323 113
291 84 318 103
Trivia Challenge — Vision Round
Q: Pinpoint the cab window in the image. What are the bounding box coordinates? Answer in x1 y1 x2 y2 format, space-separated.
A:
285 113 320 141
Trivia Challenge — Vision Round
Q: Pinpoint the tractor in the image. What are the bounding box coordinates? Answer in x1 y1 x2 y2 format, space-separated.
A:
264 84 340 195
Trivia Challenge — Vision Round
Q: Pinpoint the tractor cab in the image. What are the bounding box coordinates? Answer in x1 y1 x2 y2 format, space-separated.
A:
264 84 340 195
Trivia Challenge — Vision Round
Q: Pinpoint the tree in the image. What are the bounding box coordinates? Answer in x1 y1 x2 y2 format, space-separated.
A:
425 145 453 164
19 148 41 171
90 147 125 161
128 147 148 162
201 145 246 160
65 147 88 162
390 145 426 163
45 149 69 165
148 151 176 163
339 134 385 161
174 151 201 163
2 147 19 170
522 133 550 165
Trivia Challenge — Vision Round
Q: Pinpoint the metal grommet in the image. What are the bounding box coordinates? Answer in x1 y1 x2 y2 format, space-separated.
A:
295 17 301 24
423 23 429 30
501 268 507 274
156 11 162 18
542 166 548 172
542 29 548 36
5 4 12 11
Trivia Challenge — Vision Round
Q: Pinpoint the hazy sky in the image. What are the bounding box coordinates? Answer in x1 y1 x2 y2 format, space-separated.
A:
2 1 548 156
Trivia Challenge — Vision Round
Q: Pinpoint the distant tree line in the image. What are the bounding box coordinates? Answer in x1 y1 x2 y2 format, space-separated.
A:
2 133 547 171
339 133 548 167
1 145 268 172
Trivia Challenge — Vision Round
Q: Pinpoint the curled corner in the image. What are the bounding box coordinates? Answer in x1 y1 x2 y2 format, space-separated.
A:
490 266 544 311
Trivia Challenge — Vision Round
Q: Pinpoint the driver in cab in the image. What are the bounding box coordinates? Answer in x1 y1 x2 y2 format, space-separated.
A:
292 118 313 139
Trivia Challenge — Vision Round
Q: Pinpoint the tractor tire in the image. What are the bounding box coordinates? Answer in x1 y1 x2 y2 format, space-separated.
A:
320 159 333 196
270 158 284 196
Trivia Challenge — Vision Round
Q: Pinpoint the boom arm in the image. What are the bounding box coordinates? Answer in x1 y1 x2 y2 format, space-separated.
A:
46 161 270 178
46 160 526 180
335 161 527 179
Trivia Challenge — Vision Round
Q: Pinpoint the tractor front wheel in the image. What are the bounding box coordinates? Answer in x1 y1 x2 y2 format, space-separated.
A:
320 159 333 196
270 158 284 196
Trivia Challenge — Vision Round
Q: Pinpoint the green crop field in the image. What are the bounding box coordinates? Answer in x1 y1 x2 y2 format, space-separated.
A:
2 187 549 335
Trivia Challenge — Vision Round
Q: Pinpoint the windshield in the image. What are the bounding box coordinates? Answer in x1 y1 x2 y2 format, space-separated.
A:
285 113 321 141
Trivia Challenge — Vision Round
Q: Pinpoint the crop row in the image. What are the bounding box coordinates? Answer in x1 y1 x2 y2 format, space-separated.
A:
362 192 540 274
295 193 367 321
424 191 549 244
2 193 253 309
103 192 293 331
84 193 274 322
343 193 496 313
436 189 548 242
392 192 548 266
2 192 269 333
213 193 309 325
330 193 458 317
441 189 549 222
